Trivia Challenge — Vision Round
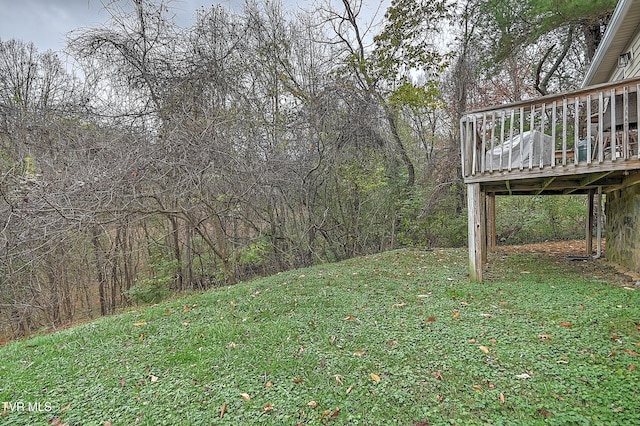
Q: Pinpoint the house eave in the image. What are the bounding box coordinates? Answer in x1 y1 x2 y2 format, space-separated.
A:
582 0 640 87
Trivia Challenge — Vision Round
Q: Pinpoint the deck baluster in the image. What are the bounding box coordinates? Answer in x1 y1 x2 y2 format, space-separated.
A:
551 101 557 167
562 97 568 165
586 95 592 164
574 97 580 166
529 105 535 169
508 109 515 171
611 89 617 161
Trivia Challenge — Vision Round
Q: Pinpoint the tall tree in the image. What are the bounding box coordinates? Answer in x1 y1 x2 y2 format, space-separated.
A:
475 0 616 96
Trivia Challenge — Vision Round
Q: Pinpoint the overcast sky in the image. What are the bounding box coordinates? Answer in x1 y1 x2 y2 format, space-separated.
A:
0 0 247 53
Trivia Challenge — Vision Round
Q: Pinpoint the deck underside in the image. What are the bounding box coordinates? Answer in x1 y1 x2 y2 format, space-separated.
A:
465 161 640 195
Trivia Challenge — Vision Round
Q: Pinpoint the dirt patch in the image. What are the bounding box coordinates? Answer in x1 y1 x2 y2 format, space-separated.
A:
493 239 639 288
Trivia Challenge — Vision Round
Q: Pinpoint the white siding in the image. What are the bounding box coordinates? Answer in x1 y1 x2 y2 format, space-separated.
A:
610 26 640 81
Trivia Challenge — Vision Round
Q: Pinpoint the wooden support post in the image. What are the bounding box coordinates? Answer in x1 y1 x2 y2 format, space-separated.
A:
486 193 496 253
596 187 602 258
467 183 485 282
586 190 594 256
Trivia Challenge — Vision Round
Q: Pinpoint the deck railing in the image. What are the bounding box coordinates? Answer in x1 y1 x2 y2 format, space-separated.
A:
460 78 640 179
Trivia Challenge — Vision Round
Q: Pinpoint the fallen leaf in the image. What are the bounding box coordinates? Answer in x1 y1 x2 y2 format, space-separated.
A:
425 316 437 323
265 381 273 388
149 374 158 383
539 334 551 340
537 409 553 418
436 394 445 403
500 393 505 404
307 401 318 407
631 342 640 347
120 378 126 387
344 314 355 320
453 311 460 319
346 385 354 394
559 322 573 328
392 302 406 308
133 321 147 326
104 421 111 426
479 346 489 354
227 342 237 349
489 338 497 344
472 385 483 391
292 378 303 383
335 375 343 385
431 371 443 380
220 402 226 419
623 348 640 357
240 393 251 401
183 306 190 312
629 365 637 371
330 407 340 418
182 322 190 327
481 313 492 318
262 403 274 414
370 373 381 383
353 350 366 356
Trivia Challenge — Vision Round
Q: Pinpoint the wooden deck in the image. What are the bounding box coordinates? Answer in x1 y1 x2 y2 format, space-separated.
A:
460 78 640 281
460 77 640 195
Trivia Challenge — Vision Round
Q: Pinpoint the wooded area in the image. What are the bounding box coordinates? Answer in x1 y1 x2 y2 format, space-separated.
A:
0 0 616 339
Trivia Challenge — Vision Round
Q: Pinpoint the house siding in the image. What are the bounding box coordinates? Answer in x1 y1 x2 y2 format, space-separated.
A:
609 26 640 81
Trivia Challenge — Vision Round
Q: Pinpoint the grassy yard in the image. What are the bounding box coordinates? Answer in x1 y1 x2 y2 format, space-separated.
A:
1 248 639 425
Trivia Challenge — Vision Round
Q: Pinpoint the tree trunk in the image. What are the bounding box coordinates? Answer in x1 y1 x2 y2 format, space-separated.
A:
91 226 107 316
384 105 415 187
168 216 184 291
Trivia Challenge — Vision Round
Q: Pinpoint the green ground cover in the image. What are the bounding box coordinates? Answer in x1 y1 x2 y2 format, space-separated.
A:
1 249 638 425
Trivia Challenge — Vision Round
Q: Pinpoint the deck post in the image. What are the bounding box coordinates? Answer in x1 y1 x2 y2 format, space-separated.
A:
596 187 603 258
467 183 485 282
486 193 496 253
586 190 595 256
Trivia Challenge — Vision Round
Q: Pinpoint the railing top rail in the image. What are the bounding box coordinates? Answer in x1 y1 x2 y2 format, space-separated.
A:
462 77 640 117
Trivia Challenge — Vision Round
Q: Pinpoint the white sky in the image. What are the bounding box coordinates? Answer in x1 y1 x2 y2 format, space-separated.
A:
0 0 247 53
0 0 389 58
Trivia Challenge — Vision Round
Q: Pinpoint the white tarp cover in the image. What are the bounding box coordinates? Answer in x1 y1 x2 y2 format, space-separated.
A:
485 130 554 170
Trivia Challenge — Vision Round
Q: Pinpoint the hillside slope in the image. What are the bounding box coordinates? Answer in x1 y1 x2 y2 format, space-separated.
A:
1 248 639 425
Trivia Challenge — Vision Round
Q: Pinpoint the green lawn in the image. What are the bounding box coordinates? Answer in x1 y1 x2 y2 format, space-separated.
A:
1 249 639 425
